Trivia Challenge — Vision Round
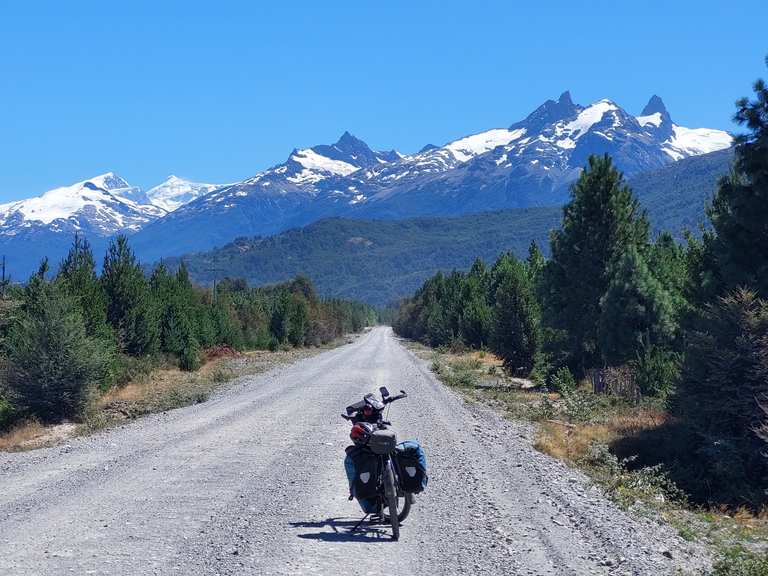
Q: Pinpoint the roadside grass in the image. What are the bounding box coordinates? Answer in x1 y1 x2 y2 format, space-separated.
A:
84 344 343 432
404 338 768 567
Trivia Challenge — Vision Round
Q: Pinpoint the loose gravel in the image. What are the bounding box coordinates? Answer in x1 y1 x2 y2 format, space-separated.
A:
0 327 710 575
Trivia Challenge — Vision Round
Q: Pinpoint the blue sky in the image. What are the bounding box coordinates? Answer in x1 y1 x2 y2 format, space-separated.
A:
1 0 766 201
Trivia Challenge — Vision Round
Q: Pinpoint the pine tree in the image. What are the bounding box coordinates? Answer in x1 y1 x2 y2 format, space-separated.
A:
707 56 768 298
597 246 677 366
460 259 492 348
526 240 546 295
102 236 157 355
490 253 540 376
5 282 108 422
673 288 768 505
543 154 649 373
56 235 109 339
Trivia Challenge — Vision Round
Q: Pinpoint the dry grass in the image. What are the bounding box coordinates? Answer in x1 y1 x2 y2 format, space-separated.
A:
534 408 668 462
0 419 77 452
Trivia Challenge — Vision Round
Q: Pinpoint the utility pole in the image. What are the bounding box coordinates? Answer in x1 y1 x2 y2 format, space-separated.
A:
1 255 6 299
207 253 223 305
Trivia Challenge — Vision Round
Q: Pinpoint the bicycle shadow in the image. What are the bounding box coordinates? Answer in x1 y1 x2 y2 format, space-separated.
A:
289 517 393 543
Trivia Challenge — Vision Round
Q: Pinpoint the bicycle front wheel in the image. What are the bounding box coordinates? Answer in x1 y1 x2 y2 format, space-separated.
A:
383 460 400 541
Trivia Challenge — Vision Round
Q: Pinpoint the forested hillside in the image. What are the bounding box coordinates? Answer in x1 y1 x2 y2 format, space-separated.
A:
167 208 562 306
630 147 733 237
169 147 733 307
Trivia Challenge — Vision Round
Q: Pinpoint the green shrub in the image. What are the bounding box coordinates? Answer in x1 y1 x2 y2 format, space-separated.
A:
562 388 600 423
708 547 768 576
0 393 15 430
584 444 687 507
178 336 201 371
108 353 156 389
550 367 576 394
6 291 109 423
632 340 681 398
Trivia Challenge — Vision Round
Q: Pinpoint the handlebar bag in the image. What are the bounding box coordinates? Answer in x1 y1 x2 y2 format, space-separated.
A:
394 440 428 493
368 429 397 455
344 446 380 501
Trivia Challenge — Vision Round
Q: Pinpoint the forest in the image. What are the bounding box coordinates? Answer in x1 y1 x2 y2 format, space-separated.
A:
394 65 768 509
0 236 375 428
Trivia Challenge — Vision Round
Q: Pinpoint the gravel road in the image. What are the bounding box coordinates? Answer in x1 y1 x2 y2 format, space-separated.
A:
0 327 708 575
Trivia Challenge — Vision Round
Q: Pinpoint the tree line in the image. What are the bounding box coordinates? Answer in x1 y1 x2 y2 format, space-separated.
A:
0 236 376 427
394 61 768 508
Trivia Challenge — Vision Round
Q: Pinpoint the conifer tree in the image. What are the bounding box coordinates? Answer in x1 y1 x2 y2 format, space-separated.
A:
707 56 768 298
544 154 649 373
674 289 768 504
57 235 109 339
6 281 107 422
526 240 546 294
102 236 157 355
490 253 540 376
598 245 676 366
460 258 492 347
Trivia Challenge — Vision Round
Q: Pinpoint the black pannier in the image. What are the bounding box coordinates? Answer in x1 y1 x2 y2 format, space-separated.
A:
394 440 428 493
344 446 380 500
368 429 397 455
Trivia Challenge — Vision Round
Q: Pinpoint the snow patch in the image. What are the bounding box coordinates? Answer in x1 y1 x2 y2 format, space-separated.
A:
146 175 220 212
445 128 526 163
662 125 732 160
636 112 663 127
288 148 360 184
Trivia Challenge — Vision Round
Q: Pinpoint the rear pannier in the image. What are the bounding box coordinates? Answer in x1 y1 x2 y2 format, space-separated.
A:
368 429 397 455
344 445 380 501
395 440 428 493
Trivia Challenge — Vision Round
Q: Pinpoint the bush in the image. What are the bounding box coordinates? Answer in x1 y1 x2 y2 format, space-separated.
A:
708 547 768 576
178 335 201 372
107 353 156 389
5 291 109 423
0 393 15 430
561 388 600 423
550 367 576 394
584 444 687 507
631 341 680 398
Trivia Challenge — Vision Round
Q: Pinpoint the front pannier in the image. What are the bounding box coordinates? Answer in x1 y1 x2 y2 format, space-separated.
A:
395 440 428 493
344 446 380 501
368 429 397 455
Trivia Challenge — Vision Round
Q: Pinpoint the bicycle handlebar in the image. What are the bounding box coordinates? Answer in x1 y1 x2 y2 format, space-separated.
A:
341 390 408 420
383 390 408 404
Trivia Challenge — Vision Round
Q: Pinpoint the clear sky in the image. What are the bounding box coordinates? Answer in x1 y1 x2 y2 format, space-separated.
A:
1 0 766 202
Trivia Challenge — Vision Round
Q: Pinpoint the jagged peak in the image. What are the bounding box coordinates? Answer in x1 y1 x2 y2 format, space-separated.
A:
511 90 580 132
641 95 668 117
558 91 574 107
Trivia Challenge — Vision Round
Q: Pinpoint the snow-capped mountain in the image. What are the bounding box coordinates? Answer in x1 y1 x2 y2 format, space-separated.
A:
128 91 731 260
0 173 165 238
344 92 733 216
144 176 221 212
2 91 733 276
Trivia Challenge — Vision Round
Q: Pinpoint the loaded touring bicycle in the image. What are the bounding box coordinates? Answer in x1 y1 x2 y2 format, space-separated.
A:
342 387 428 541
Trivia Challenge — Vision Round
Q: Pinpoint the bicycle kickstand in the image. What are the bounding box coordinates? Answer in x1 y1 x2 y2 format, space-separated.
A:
350 513 370 533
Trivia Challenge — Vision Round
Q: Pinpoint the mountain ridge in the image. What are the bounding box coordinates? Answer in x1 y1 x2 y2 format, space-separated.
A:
0 92 733 278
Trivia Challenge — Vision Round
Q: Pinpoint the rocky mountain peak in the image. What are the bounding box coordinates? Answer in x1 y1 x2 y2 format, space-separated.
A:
641 95 669 117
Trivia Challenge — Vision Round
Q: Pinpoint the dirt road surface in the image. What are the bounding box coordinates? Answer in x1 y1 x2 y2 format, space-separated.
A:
0 327 707 575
